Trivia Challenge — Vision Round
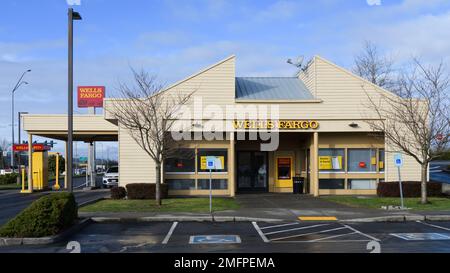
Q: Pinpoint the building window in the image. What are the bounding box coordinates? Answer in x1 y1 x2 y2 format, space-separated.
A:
197 149 228 172
166 179 196 190
164 149 195 173
319 179 345 189
348 179 377 190
319 149 345 172
197 179 228 190
379 149 385 172
348 149 377 172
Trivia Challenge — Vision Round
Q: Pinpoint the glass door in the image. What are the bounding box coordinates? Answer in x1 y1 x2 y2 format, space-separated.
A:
237 151 268 192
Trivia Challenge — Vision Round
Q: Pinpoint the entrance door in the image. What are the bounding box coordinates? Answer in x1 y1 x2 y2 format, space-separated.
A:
237 151 268 192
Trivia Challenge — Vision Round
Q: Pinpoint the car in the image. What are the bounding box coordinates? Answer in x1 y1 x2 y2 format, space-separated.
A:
102 166 119 188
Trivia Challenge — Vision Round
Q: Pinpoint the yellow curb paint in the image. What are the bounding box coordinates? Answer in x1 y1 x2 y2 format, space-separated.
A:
298 216 338 221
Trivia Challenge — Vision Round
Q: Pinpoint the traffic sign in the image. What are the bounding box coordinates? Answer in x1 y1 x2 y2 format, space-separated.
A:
189 235 241 244
394 153 403 167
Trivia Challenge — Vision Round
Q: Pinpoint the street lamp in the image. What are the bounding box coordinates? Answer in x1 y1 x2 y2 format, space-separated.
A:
67 8 82 193
11 70 31 170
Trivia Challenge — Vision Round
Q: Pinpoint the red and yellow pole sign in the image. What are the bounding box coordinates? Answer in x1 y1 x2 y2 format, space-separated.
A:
77 86 105 108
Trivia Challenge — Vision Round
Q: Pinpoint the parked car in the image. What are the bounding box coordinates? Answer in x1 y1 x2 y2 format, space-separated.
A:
102 166 119 188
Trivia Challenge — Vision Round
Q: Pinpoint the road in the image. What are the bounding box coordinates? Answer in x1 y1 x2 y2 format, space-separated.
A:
0 176 109 225
1 220 450 253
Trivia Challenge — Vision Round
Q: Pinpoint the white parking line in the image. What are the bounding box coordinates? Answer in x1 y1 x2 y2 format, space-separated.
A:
252 222 270 243
260 222 299 230
307 231 358 242
271 227 347 241
342 224 380 241
264 224 330 236
417 221 450 232
162 222 178 244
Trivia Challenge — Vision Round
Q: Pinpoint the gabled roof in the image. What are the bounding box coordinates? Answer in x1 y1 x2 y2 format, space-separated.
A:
235 77 314 100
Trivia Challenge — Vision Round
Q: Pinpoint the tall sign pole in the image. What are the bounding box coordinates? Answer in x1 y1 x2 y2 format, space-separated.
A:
394 153 404 209
67 8 74 192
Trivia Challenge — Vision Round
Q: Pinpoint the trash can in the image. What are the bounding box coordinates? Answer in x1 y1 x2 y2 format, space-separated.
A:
293 176 304 194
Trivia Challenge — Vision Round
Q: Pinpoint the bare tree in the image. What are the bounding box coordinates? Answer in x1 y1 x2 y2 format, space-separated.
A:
109 69 193 206
354 41 396 90
365 58 450 204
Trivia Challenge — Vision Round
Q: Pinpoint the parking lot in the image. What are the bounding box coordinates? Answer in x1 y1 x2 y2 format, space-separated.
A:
1 220 450 253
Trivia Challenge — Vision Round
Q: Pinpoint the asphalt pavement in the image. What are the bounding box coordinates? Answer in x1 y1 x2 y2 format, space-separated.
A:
1 220 450 253
0 176 109 225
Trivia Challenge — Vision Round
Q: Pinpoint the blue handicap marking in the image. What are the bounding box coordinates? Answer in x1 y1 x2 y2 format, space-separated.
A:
390 233 450 241
189 235 241 244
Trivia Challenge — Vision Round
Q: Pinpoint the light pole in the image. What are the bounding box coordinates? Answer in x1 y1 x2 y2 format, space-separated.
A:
11 70 31 170
67 8 82 193
17 111 29 180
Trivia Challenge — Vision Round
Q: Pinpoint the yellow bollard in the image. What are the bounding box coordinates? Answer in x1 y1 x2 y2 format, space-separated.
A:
20 167 31 194
53 153 60 190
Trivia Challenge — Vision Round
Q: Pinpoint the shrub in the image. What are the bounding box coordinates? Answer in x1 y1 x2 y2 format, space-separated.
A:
111 187 126 200
0 192 78 238
125 183 168 200
377 182 443 197
0 173 19 185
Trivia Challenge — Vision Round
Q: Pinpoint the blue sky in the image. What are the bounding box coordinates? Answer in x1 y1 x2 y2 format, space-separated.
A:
1 0 450 158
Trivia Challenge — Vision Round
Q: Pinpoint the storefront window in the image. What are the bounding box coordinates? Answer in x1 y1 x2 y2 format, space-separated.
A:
166 179 196 190
318 149 345 172
319 179 345 189
348 179 377 190
164 149 195 173
348 149 377 172
198 179 228 190
379 149 385 172
197 149 228 173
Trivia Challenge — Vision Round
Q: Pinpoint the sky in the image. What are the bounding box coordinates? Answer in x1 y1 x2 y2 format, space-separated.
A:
1 0 450 159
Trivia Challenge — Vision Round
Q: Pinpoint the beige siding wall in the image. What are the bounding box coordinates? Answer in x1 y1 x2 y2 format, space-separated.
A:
118 125 155 187
385 141 422 182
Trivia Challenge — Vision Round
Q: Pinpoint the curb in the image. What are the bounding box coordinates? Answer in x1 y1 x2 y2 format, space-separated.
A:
78 197 105 208
340 214 450 223
0 218 91 247
90 215 283 223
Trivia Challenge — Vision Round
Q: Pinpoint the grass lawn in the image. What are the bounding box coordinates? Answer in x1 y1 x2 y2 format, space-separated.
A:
0 184 21 190
323 196 450 211
80 198 240 213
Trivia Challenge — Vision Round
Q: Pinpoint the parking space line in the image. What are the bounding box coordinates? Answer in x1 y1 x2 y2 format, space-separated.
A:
417 221 450 231
271 226 347 241
264 223 330 236
260 222 299 230
307 231 358 242
162 222 178 244
252 222 270 243
342 224 380 242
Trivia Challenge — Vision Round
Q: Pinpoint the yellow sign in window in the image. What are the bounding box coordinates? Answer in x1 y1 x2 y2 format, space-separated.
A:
319 156 342 170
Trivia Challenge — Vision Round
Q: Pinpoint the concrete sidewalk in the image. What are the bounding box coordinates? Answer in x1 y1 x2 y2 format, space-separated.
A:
78 193 450 223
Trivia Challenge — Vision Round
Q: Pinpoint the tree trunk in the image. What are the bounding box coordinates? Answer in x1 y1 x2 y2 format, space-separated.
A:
420 163 428 204
155 163 162 206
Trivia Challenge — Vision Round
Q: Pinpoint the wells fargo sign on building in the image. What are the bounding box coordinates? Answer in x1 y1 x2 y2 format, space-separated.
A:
232 120 319 130
77 86 105 108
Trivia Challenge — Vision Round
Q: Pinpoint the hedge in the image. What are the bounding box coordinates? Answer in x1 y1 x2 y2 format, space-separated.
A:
125 183 169 200
0 192 78 238
0 173 19 185
377 182 443 197
111 187 126 200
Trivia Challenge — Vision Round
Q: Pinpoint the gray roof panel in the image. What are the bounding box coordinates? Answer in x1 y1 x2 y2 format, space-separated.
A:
235 77 314 100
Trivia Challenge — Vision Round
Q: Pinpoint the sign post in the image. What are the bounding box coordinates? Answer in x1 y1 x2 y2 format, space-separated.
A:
394 153 404 209
205 156 224 213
